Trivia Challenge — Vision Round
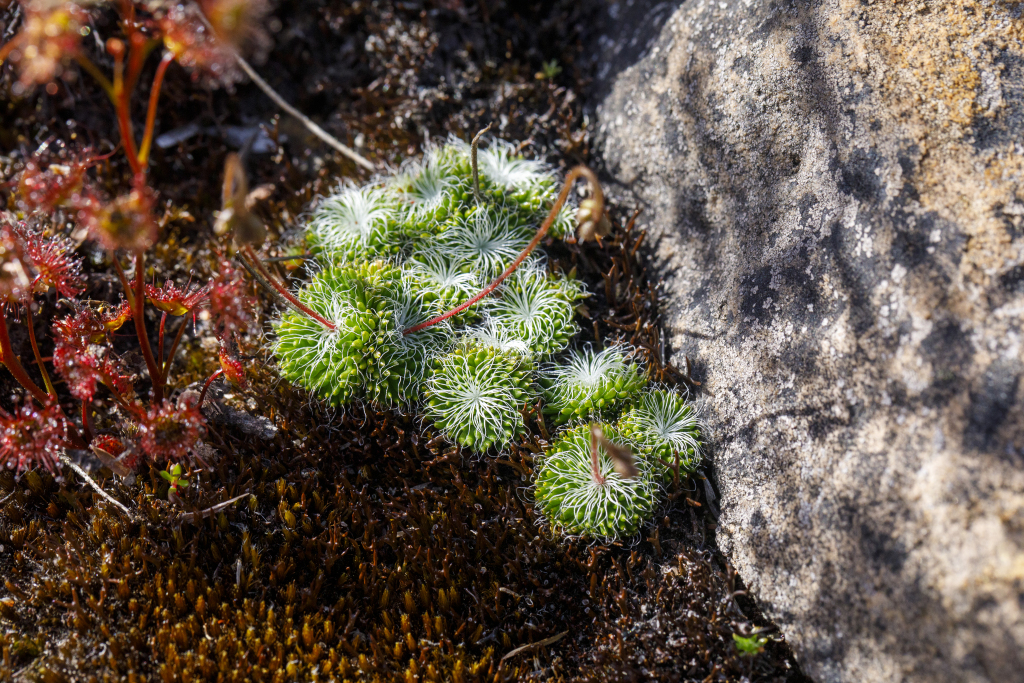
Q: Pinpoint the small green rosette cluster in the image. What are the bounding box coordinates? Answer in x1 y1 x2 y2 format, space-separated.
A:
277 137 710 545
534 385 705 541
534 423 658 540
273 261 448 406
424 342 533 452
540 345 647 425
483 267 582 357
617 389 704 480
275 138 584 450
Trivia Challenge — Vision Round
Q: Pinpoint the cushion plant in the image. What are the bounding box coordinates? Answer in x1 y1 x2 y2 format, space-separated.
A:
267 137 704 541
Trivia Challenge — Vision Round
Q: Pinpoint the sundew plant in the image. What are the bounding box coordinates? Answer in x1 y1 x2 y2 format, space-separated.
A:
271 138 705 541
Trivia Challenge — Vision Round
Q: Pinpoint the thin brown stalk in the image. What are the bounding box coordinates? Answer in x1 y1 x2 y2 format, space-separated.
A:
58 452 137 522
178 493 250 524
192 7 375 172
589 423 606 486
471 123 492 202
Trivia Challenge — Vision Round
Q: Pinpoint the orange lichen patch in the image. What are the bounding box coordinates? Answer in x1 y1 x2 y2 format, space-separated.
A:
851 0 994 135
827 0 1024 283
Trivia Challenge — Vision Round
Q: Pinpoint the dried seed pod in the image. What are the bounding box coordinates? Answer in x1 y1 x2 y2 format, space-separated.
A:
617 389 705 480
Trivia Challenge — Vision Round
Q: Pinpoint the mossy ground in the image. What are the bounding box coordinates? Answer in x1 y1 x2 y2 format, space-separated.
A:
0 1 809 680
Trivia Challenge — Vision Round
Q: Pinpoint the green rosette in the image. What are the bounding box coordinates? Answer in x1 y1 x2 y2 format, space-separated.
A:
540 345 648 426
423 341 533 452
616 389 704 481
534 423 659 541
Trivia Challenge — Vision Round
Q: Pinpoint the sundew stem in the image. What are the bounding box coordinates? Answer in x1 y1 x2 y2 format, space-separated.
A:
403 165 603 335
240 245 337 332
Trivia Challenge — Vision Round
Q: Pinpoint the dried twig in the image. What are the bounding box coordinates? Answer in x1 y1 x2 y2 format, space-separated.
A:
179 492 249 524
193 5 375 172
499 630 569 664
232 55 375 171
59 453 138 521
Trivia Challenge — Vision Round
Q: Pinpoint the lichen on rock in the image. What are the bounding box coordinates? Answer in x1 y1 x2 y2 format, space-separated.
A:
593 0 1024 681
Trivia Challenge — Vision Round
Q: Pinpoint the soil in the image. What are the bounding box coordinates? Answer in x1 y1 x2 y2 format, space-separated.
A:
0 1 810 681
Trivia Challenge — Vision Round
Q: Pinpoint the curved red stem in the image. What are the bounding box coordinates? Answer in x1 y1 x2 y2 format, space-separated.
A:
138 51 174 168
197 369 224 410
403 166 602 335
0 314 49 405
241 246 337 331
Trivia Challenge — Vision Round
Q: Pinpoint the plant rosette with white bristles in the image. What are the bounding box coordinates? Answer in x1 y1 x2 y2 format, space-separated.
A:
272 138 645 470
534 423 660 541
481 265 584 358
423 341 534 452
306 185 406 264
617 389 705 481
540 344 648 426
272 260 447 408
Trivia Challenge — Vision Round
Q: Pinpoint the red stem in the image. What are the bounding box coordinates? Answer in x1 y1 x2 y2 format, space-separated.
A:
403 166 602 335
241 246 337 331
138 51 174 168
197 369 224 410
0 310 88 449
0 314 49 405
24 306 56 399
111 45 142 175
158 311 167 368
161 316 188 383
130 251 163 402
81 402 95 444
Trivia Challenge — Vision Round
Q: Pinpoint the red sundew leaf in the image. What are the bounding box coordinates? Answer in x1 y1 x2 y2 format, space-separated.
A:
3 2 90 91
52 308 133 403
0 401 66 473
207 255 256 337
80 177 159 252
133 401 205 464
218 345 248 388
145 280 212 317
90 434 141 475
12 223 85 299
0 222 33 305
99 300 133 332
16 148 107 216
158 0 271 88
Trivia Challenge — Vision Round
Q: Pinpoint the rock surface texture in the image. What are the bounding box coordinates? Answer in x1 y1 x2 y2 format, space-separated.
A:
591 1 1024 681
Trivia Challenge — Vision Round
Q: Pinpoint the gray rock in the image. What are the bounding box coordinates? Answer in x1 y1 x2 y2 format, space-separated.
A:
590 1 1024 681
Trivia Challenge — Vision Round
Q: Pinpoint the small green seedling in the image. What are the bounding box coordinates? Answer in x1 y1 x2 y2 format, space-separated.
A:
160 463 190 494
537 59 562 80
732 633 768 656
